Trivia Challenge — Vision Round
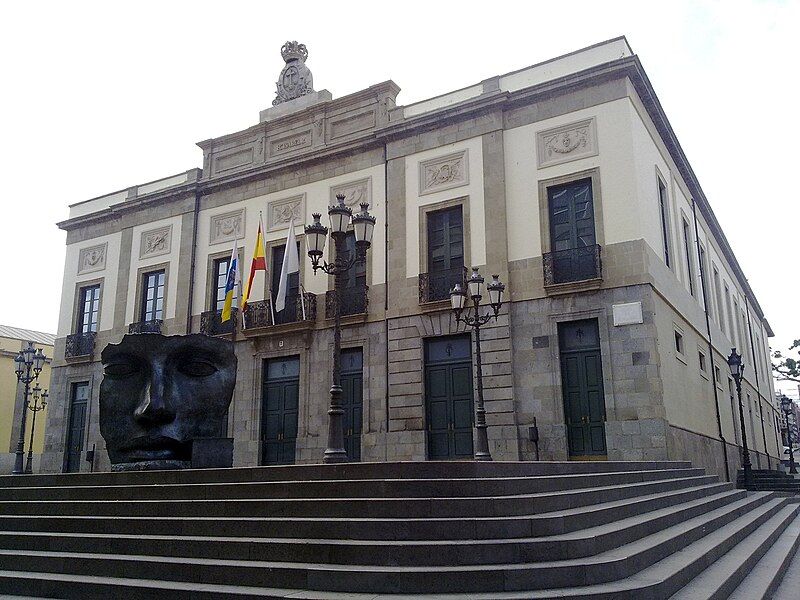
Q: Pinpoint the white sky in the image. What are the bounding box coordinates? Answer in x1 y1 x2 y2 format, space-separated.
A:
1 0 797 394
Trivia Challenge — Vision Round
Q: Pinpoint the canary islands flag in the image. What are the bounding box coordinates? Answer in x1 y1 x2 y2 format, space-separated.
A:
221 244 239 323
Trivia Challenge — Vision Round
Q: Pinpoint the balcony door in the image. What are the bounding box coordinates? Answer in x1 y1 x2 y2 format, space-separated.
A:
426 206 464 301
548 178 598 283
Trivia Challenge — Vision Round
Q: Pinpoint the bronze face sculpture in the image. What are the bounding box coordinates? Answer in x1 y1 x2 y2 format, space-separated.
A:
100 334 236 471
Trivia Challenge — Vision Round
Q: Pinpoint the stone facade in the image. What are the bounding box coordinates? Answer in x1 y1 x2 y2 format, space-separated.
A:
43 38 778 481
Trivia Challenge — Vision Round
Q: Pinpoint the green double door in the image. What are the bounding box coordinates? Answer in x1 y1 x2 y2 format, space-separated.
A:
425 335 474 460
558 320 607 458
261 356 299 465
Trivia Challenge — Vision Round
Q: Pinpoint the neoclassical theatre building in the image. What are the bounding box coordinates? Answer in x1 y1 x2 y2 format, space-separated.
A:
44 38 779 478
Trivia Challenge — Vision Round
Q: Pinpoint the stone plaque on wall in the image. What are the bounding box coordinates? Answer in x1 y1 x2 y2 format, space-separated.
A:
613 301 644 326
209 209 245 246
536 118 598 168
78 243 107 275
330 177 372 208
267 194 305 232
139 225 172 259
419 149 469 196
270 129 312 156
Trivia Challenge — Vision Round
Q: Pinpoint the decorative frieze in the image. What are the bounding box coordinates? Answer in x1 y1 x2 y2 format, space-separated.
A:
330 178 372 208
419 149 469 196
209 209 245 246
139 225 172 259
77 243 107 275
536 118 598 168
267 194 305 232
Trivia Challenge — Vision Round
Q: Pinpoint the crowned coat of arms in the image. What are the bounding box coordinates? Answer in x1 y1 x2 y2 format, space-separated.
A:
273 41 314 106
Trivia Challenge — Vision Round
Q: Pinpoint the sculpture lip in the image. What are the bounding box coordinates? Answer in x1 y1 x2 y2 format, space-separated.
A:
118 435 188 461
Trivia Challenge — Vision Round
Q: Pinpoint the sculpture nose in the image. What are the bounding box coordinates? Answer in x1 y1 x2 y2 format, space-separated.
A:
134 370 175 425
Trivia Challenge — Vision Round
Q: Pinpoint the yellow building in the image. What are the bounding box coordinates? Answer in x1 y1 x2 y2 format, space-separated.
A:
0 325 54 474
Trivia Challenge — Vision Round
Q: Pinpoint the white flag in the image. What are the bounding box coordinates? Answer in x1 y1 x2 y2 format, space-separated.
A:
275 218 300 313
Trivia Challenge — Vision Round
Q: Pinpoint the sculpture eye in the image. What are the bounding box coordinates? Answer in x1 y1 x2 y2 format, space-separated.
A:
177 359 217 378
103 360 140 378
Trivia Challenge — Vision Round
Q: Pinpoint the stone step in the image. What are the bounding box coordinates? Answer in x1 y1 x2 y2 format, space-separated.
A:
0 468 705 501
0 494 780 594
0 461 693 488
668 503 800 599
0 489 745 566
771 531 800 600
727 510 800 599
0 482 734 541
0 475 718 519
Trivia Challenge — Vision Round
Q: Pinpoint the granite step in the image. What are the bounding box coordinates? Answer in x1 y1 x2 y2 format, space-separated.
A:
726 510 800 599
0 489 746 566
0 460 694 488
668 502 800 599
0 493 779 594
0 481 733 541
0 468 705 501
0 475 719 519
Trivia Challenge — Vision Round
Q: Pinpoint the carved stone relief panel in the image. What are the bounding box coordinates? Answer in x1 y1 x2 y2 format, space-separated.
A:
209 209 245 246
267 194 305 232
536 118 598 168
139 225 172 259
419 149 469 196
330 178 372 208
78 243 107 275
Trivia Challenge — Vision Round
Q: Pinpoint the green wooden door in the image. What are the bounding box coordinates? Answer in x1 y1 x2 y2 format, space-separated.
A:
261 357 299 465
425 336 474 460
341 348 363 462
558 320 607 457
64 382 89 473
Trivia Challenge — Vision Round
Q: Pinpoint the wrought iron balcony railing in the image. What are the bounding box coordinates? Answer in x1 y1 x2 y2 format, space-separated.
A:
200 308 237 336
128 319 163 334
419 266 467 303
325 285 368 319
65 332 96 358
243 293 317 330
543 244 602 286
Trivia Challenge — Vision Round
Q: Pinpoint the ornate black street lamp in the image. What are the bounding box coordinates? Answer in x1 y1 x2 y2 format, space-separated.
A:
450 267 505 461
727 348 751 488
780 395 797 475
12 342 46 475
24 383 48 474
305 194 375 463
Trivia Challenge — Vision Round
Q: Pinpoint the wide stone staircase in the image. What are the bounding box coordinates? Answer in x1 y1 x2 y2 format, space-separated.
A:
739 469 800 493
0 460 798 599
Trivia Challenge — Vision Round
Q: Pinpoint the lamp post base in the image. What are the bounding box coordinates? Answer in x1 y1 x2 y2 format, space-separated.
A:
322 450 348 464
11 451 25 475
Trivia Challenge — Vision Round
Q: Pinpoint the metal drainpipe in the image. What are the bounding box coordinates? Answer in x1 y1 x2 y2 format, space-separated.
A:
692 198 729 482
186 188 201 334
745 304 771 469
383 145 390 459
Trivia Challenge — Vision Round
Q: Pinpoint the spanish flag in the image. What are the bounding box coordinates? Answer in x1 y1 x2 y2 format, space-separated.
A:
221 243 239 323
241 217 267 311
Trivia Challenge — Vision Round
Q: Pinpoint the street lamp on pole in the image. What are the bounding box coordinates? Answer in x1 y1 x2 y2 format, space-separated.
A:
24 383 48 474
305 194 375 464
727 347 751 488
450 267 505 461
12 342 46 475
780 395 797 475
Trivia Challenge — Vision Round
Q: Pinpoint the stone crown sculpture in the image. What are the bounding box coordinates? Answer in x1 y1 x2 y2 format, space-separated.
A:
273 40 314 106
99 334 237 471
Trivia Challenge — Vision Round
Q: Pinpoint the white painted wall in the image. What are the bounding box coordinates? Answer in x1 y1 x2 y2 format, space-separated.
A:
57 232 122 338
125 216 183 325
503 97 638 263
403 137 485 278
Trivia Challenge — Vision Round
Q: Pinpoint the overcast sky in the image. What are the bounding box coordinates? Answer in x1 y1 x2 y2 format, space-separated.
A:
1 1 797 394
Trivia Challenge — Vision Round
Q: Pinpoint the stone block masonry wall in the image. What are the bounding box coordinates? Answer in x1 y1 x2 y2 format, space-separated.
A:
510 282 669 462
